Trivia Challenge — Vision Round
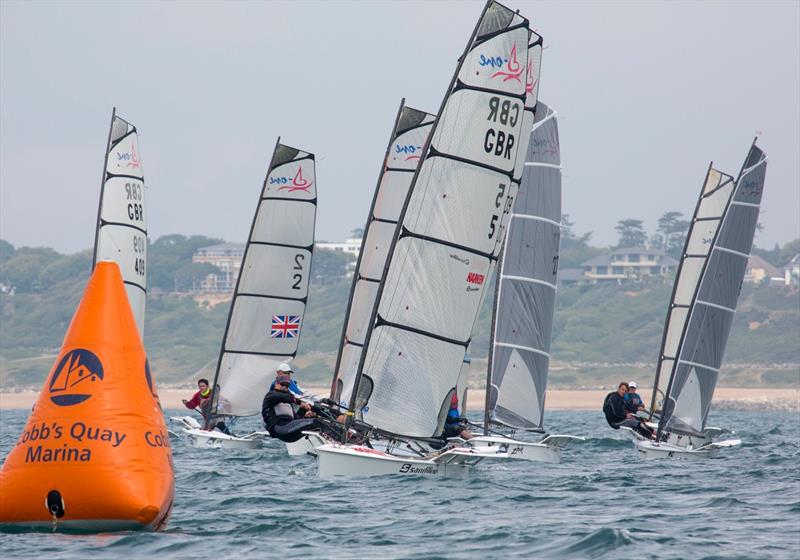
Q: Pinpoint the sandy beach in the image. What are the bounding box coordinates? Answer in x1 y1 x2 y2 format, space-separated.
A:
2 387 797 411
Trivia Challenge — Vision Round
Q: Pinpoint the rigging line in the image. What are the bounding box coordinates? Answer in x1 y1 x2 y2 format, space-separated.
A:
494 342 551 359
677 359 720 373
509 214 561 228
501 274 556 290
695 299 735 314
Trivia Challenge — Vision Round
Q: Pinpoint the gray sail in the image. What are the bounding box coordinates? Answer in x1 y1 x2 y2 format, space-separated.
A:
349 0 532 437
330 102 435 411
488 103 560 431
660 142 767 436
210 142 317 418
93 110 147 337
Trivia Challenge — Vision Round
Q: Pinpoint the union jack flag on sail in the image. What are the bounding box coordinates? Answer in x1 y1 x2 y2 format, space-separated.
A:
271 315 301 339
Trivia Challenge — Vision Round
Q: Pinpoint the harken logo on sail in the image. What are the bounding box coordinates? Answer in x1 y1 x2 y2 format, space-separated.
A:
271 315 301 339
270 167 313 193
479 43 523 83
48 349 105 406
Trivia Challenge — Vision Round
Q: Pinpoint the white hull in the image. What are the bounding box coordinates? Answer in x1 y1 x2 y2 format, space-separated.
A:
285 431 328 457
316 443 510 478
169 416 264 449
622 425 741 460
466 434 584 463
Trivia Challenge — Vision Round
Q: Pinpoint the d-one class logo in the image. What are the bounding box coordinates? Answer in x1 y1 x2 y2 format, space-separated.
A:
479 43 523 83
48 349 104 406
526 58 538 96
269 167 313 193
114 143 141 170
395 143 424 162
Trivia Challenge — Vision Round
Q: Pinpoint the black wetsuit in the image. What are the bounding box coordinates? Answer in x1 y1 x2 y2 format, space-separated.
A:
603 391 653 439
261 390 334 443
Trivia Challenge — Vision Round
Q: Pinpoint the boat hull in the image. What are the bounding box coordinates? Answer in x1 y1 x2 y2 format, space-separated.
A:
285 432 328 456
316 444 510 477
622 426 741 460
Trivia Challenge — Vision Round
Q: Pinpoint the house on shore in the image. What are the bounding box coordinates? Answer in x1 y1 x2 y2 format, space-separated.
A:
580 247 678 284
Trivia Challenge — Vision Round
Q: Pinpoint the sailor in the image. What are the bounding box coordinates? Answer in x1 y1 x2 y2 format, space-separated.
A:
268 363 306 398
603 382 654 439
262 375 329 443
443 393 473 440
182 378 212 420
624 380 646 413
182 378 231 434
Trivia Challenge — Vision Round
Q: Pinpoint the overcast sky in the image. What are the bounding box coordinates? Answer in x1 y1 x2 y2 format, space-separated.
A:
1 0 798 254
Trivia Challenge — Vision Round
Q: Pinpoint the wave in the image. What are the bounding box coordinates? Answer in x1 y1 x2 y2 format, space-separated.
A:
558 527 634 558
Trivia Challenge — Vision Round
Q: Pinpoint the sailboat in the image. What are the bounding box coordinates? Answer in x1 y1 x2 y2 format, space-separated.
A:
316 0 534 476
473 101 583 462
172 140 318 449
93 108 147 337
629 140 767 459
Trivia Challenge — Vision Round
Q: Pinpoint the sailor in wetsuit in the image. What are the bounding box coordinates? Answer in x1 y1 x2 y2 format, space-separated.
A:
603 382 654 439
443 393 473 440
262 375 326 443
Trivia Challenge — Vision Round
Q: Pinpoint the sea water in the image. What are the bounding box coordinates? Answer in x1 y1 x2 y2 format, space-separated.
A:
1 409 798 559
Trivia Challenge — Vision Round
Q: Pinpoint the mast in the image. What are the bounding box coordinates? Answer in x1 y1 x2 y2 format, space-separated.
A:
329 100 406 400
345 0 495 423
92 107 116 269
484 248 503 435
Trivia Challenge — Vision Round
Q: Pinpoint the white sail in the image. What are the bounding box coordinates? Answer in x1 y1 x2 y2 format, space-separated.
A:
93 110 147 337
211 142 317 417
488 102 559 431
658 141 767 436
649 166 735 415
351 1 531 437
331 101 435 412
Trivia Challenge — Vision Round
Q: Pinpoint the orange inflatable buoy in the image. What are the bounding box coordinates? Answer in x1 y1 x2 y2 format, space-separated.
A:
0 261 174 531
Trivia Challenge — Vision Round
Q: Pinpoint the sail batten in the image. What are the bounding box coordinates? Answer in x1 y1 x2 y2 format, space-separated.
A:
93 109 147 337
656 141 767 437
210 141 317 418
349 1 532 437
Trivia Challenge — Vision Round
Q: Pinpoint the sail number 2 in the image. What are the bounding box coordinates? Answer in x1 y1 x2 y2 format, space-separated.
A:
292 254 305 290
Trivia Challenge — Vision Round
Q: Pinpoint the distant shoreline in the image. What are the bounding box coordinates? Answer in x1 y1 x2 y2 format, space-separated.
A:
1 387 797 412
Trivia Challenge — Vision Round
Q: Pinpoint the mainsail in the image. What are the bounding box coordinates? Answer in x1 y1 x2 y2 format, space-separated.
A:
210 141 317 418
93 109 147 337
349 0 531 437
330 100 435 410
656 141 767 437
487 102 560 432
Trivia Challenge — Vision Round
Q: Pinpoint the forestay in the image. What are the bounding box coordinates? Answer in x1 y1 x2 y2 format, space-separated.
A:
330 101 435 413
352 0 531 437
93 109 148 338
211 142 317 418
658 141 767 437
488 102 559 432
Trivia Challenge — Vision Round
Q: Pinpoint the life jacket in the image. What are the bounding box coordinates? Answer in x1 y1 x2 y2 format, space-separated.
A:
273 402 294 421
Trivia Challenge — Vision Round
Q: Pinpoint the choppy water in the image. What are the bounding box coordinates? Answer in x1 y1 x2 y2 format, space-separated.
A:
1 409 799 559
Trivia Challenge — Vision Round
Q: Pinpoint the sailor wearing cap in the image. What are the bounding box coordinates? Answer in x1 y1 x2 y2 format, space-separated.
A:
268 363 305 397
624 380 646 413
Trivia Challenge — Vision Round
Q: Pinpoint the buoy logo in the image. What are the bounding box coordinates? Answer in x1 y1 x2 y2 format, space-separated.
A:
48 349 104 406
